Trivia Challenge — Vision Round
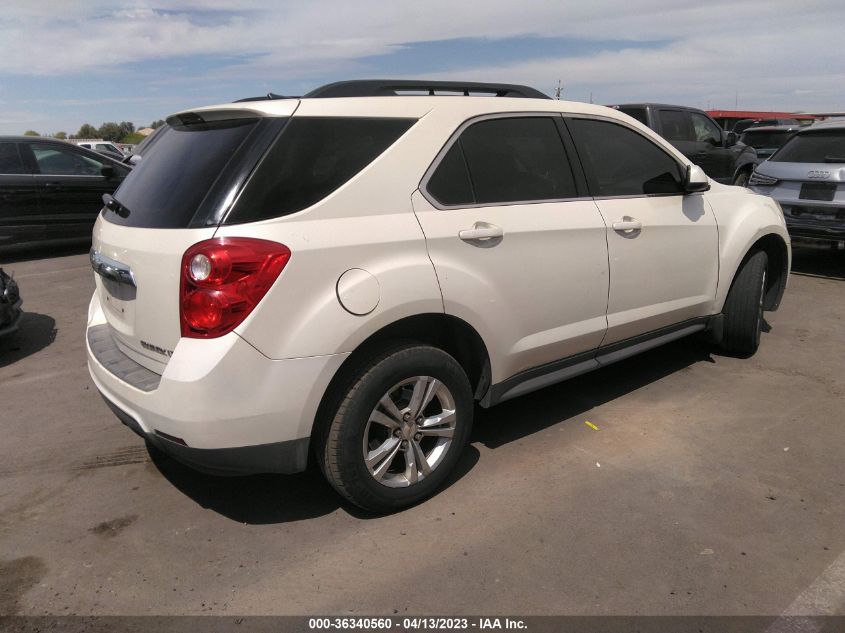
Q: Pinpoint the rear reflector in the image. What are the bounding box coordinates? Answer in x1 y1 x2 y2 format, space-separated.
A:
180 237 291 339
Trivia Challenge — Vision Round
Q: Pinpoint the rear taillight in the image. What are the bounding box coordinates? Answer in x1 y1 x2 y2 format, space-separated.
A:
180 237 291 339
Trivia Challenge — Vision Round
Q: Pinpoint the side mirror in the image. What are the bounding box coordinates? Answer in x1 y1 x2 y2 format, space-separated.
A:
100 164 115 179
684 164 710 193
725 131 737 146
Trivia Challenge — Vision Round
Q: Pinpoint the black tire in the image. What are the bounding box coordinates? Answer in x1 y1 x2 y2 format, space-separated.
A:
319 344 473 513
721 250 768 356
733 169 751 187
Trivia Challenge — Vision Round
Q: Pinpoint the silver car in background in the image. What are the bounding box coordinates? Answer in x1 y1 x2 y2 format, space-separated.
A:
749 119 845 245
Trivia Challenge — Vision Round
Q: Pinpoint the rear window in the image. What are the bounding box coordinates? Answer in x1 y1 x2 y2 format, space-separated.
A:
226 117 415 224
617 107 649 127
771 130 845 163
106 118 264 228
740 130 793 150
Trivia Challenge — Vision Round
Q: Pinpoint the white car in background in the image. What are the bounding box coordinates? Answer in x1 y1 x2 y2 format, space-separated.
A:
86 80 790 512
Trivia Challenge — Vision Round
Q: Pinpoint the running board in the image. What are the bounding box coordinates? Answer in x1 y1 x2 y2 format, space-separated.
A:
484 317 710 406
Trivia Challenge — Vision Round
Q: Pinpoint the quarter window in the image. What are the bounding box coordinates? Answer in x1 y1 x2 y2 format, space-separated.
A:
568 118 685 197
427 116 578 206
229 117 416 223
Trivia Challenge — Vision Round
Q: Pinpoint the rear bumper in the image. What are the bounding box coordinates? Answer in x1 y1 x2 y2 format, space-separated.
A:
100 395 310 476
86 294 348 475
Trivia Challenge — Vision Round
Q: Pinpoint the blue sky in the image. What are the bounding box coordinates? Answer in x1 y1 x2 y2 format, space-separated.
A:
0 1 842 135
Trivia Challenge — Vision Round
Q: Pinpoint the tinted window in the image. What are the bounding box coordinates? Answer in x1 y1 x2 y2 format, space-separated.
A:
740 130 793 150
771 130 845 163
617 107 649 126
0 143 25 174
659 110 694 142
31 144 103 175
568 118 685 197
454 117 577 204
691 113 721 145
108 118 261 228
228 117 415 223
427 142 474 206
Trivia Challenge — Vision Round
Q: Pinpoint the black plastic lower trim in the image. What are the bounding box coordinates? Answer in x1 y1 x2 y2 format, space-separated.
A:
483 316 712 407
99 393 310 476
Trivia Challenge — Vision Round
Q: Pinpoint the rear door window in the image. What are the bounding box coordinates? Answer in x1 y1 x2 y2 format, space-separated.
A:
658 110 694 142
227 117 416 223
567 118 685 197
425 116 578 206
771 130 845 163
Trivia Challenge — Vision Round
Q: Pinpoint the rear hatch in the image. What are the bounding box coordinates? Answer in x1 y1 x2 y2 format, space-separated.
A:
91 103 296 373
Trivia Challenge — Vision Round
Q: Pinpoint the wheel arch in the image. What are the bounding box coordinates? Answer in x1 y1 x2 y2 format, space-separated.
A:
719 231 790 313
310 313 491 459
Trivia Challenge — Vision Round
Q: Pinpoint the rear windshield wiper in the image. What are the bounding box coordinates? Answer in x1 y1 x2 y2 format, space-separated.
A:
102 193 131 218
823 155 845 163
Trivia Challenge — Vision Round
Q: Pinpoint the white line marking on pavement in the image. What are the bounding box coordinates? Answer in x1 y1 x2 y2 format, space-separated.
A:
766 549 845 633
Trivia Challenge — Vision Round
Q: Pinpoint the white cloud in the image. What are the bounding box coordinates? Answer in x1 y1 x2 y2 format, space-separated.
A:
0 0 842 125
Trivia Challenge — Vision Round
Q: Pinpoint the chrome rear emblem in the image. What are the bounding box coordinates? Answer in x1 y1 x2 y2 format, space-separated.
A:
807 170 830 179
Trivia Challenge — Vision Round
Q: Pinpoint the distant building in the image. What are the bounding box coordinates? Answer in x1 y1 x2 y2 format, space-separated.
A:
137 128 155 137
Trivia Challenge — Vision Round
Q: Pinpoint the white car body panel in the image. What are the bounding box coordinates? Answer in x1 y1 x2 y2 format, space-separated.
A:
86 91 790 475
594 192 719 344
411 190 609 383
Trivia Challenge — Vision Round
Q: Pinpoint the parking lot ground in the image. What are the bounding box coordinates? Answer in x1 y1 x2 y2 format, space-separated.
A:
1 246 844 617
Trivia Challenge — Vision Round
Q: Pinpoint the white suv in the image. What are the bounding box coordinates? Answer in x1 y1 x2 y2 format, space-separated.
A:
86 80 790 512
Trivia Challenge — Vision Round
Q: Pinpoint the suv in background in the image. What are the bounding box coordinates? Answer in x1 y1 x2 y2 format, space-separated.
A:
611 103 758 186
740 125 801 165
733 118 801 135
749 119 845 245
87 80 790 512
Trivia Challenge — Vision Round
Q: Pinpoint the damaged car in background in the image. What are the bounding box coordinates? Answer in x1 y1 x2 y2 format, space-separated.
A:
0 268 22 337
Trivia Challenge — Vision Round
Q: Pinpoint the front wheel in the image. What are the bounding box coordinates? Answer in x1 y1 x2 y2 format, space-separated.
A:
733 169 751 187
721 250 768 356
319 344 473 512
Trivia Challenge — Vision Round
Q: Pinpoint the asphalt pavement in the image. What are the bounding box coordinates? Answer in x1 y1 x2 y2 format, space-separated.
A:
1 244 843 617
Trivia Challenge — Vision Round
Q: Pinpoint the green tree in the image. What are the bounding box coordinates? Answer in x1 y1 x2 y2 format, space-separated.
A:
23 130 40 136
75 123 98 139
54 131 67 139
98 122 123 142
118 121 135 139
150 119 165 129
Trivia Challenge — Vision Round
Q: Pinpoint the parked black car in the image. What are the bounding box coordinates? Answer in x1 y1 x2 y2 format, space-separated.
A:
0 137 130 250
0 267 21 337
610 103 758 186
739 125 801 165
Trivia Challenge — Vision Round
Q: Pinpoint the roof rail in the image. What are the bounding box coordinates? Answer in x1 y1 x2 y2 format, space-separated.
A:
233 93 295 103
303 80 549 100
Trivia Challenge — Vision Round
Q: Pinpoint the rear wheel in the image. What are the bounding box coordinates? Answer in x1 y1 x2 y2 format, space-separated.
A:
721 250 768 356
319 344 473 512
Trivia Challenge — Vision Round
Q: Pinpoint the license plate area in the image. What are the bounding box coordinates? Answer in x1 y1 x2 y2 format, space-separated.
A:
799 182 836 201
